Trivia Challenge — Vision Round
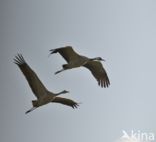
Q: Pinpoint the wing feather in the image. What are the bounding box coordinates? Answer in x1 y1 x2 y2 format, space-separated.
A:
14 54 47 99
84 61 110 88
53 97 79 109
50 46 79 63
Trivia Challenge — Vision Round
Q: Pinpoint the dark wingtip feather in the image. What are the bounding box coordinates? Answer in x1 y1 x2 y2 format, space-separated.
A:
72 103 79 109
13 54 26 65
49 49 57 54
72 102 81 109
98 79 110 88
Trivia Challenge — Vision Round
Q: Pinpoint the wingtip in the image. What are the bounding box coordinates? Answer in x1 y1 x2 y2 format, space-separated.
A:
72 102 81 109
13 53 26 65
98 80 110 88
49 49 56 54
72 104 79 109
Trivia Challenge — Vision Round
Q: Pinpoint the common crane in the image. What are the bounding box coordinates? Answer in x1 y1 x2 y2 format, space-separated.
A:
14 54 79 114
50 46 110 88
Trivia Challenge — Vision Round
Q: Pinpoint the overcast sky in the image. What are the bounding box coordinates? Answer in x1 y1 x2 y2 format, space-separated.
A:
1 0 156 142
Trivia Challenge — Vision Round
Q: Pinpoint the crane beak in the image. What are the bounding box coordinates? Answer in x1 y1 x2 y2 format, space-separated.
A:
101 59 105 61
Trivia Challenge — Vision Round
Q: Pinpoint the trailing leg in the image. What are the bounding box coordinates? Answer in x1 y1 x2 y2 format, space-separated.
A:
55 68 65 74
25 107 36 114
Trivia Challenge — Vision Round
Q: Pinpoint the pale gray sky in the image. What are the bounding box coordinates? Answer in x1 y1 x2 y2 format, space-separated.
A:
1 0 156 142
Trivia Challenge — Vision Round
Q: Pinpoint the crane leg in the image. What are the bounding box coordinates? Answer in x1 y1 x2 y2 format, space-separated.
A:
55 69 65 74
25 107 36 114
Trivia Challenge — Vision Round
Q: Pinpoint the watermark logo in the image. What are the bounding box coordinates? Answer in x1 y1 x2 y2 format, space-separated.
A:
119 130 155 142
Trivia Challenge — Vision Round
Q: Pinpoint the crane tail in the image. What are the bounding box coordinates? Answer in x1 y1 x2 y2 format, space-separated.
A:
49 49 57 54
32 100 38 107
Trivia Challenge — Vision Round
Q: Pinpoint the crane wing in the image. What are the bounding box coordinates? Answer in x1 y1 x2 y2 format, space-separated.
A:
14 54 47 99
52 97 79 108
50 46 79 63
84 61 110 88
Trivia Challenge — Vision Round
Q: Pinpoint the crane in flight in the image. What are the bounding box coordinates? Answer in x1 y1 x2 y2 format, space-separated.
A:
14 54 79 114
50 46 110 88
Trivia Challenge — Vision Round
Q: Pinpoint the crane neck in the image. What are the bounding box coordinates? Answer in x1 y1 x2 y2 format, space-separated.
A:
90 57 100 61
55 91 65 96
89 57 105 61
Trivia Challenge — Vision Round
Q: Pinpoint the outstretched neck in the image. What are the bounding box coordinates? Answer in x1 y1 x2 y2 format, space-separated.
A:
89 57 104 61
90 57 98 61
48 90 68 97
55 91 64 95
55 90 68 96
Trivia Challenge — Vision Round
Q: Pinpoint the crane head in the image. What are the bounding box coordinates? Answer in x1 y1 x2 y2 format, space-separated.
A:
94 57 105 61
61 90 69 94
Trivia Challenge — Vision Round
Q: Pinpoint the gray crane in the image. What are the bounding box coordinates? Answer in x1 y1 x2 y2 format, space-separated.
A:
14 54 79 114
50 46 110 88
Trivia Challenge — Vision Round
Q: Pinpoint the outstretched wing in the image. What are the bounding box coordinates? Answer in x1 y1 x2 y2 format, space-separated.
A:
53 97 79 109
84 61 110 88
14 54 47 99
49 46 79 63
